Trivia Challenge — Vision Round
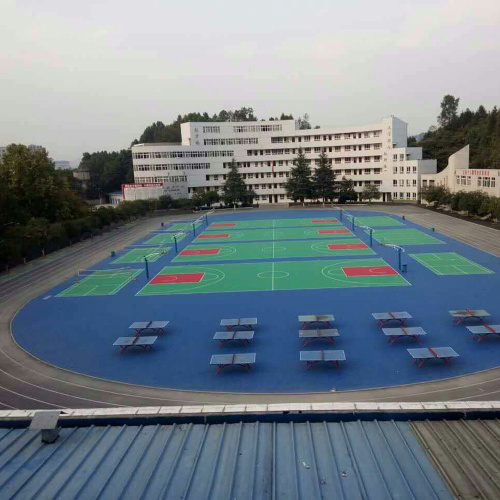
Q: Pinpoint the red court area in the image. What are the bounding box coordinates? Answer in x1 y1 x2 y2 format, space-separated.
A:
179 248 221 256
312 219 339 223
328 243 369 250
197 233 230 239
342 266 398 277
150 272 205 284
210 223 236 228
318 229 351 234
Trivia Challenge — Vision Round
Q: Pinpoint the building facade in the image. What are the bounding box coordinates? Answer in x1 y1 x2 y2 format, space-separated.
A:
421 145 500 197
131 116 437 204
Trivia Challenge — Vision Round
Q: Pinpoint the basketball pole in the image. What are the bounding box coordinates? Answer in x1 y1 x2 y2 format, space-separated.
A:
192 223 196 236
174 236 178 254
144 257 150 280
369 228 373 247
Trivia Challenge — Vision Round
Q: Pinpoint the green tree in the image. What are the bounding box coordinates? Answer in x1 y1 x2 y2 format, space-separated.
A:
338 177 357 204
297 113 311 130
438 95 460 127
222 159 247 207
284 148 313 203
360 183 381 203
312 151 336 203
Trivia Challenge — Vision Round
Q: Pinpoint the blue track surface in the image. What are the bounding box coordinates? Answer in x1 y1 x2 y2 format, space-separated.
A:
12 209 500 393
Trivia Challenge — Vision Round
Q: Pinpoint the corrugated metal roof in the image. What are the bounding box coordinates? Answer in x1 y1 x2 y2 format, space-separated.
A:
412 419 500 500
0 420 451 499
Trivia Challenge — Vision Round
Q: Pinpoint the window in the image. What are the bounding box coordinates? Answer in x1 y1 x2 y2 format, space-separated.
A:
334 134 341 140
477 176 482 187
393 167 397 174
205 137 258 145
393 180 397 187
344 146 351 151
412 179 417 186
364 132 370 138
344 133 350 139
233 124 282 133
314 135 321 141
335 158 341 164
393 154 398 161
335 146 341 152
412 166 417 173
400 192 405 199
492 177 496 188
203 126 220 133
399 180 404 187
345 157 351 163
406 180 410 187
467 176 472 186
400 154 405 161
213 175 218 181
484 177 491 187
364 157 371 163
364 144 371 150
280 194 285 200
399 167 404 174
406 192 411 199
314 147 321 153
412 193 417 199
304 136 311 142
364 169 371 174
406 166 411 174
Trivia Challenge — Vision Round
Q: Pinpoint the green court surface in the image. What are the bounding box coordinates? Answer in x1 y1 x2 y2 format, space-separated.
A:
167 222 202 231
353 216 404 228
410 252 494 275
194 226 353 243
144 232 187 245
372 229 444 246
112 247 170 264
207 218 341 230
173 238 375 262
57 269 143 297
137 258 409 296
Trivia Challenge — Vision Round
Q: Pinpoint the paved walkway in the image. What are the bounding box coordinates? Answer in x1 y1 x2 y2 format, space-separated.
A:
2 206 500 409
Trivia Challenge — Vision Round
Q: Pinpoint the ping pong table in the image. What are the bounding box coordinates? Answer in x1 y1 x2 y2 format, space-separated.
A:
299 329 339 346
300 350 346 370
210 353 256 374
382 327 427 345
449 309 490 325
113 336 157 354
466 324 500 342
129 321 169 335
408 347 459 368
213 331 254 348
372 311 412 327
220 318 257 331
298 315 334 329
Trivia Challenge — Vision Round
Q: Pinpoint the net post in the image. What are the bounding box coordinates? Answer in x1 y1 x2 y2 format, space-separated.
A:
205 213 208 226
144 257 150 280
369 228 373 247
351 217 355 231
398 247 402 271
192 223 196 236
174 236 178 253
339 209 343 221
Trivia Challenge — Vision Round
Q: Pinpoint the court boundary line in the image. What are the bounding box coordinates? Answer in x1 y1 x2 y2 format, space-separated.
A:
410 252 494 275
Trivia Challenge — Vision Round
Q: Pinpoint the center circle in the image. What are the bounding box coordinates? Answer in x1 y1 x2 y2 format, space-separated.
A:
257 271 290 279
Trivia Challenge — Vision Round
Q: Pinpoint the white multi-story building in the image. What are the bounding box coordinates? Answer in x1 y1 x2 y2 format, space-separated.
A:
131 116 437 203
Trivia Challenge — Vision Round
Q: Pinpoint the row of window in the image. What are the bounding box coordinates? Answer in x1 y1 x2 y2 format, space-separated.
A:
393 166 418 174
202 126 220 133
393 154 410 161
333 169 382 175
393 179 418 187
247 148 382 157
456 175 497 188
204 138 258 146
134 176 187 183
393 192 418 200
233 124 282 133
132 151 234 159
133 163 210 172
271 131 382 143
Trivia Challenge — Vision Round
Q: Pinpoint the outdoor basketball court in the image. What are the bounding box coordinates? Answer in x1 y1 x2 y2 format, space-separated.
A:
194 226 354 243
166 221 202 231
353 216 404 227
57 269 142 297
112 246 170 264
138 258 409 295
207 218 342 229
173 238 375 262
144 232 187 245
410 252 494 275
372 228 444 246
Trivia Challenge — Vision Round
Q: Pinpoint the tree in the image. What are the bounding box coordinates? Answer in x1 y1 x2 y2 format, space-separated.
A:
284 148 313 203
338 177 357 204
203 190 220 207
312 151 336 203
437 95 460 127
222 159 247 207
361 183 381 203
297 113 311 130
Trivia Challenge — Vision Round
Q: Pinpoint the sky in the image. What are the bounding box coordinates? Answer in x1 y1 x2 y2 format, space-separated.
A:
1 0 500 166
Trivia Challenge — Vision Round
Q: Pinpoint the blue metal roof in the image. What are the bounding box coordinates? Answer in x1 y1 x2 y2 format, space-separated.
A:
0 420 451 499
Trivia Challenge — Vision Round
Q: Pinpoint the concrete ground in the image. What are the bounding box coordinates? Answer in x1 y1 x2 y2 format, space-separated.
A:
1 205 500 409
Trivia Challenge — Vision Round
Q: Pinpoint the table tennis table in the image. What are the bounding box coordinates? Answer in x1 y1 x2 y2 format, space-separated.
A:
113 336 157 354
408 347 459 368
382 327 427 345
220 318 257 331
213 331 254 348
298 315 334 329
466 324 500 342
372 311 412 327
300 350 346 370
449 309 490 325
210 353 256 374
299 329 339 346
129 321 169 335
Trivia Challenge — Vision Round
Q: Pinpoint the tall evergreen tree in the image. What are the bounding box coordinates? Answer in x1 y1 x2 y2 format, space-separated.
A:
222 159 247 206
312 150 336 203
284 148 313 203
338 177 357 204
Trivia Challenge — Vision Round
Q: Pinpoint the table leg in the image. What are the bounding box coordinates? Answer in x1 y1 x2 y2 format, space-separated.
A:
418 359 425 368
327 338 335 345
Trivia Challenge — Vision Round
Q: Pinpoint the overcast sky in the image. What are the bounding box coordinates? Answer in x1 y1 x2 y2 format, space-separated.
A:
1 0 499 166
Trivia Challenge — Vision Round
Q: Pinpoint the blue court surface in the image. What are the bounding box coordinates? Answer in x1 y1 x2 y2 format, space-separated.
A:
12 209 500 393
